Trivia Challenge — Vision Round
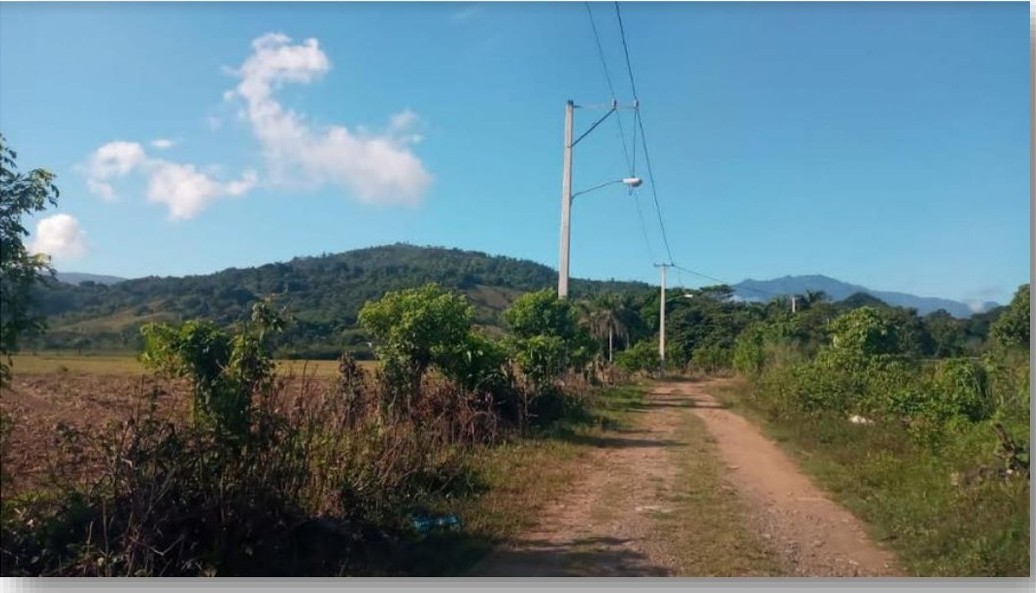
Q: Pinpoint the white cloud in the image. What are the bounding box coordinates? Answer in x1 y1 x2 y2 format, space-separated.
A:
30 214 88 260
225 32 432 205
83 141 258 220
85 141 147 201
206 115 224 131
146 162 257 220
150 138 175 150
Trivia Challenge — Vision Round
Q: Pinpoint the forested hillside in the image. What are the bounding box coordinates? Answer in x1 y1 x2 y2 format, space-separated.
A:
30 243 652 358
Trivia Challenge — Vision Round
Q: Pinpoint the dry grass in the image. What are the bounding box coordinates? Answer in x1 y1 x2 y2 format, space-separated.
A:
9 353 373 378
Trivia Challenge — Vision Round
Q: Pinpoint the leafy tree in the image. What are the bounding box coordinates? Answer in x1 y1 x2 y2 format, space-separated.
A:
829 306 903 358
922 310 967 358
358 283 475 402
503 289 596 387
438 329 508 393
839 292 890 311
991 284 1030 351
803 290 829 308
615 339 660 375
0 134 60 386
733 324 767 378
139 301 285 439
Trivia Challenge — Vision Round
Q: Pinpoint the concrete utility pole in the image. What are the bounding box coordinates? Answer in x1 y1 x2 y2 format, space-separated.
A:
556 100 641 300
655 263 669 375
558 100 575 299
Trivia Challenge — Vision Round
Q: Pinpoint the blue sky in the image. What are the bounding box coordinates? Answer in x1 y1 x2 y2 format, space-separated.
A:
0 1 1028 305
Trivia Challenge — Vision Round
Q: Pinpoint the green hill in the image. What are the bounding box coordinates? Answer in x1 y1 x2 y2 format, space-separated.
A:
30 243 652 358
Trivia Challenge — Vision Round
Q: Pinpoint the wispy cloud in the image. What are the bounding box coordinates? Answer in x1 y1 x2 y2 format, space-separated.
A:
83 32 430 220
223 32 432 205
30 214 88 260
964 286 1004 312
451 5 484 22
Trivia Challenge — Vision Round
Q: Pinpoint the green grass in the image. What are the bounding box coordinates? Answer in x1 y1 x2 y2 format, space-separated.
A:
712 379 1030 576
655 410 781 576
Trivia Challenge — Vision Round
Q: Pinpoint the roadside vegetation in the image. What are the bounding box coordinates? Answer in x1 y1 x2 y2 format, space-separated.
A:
718 286 1030 576
1 133 1028 576
1 280 649 575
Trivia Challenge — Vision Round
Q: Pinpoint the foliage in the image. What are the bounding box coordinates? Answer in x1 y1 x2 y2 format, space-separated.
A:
923 310 968 358
503 290 596 388
690 342 733 374
1 317 504 576
0 134 60 386
358 284 476 403
437 329 509 394
732 324 767 378
27 244 653 356
828 306 905 357
615 340 659 375
581 293 634 362
990 284 1029 351
139 302 283 439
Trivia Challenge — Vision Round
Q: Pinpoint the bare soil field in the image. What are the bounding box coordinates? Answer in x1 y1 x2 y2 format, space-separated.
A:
0 371 337 495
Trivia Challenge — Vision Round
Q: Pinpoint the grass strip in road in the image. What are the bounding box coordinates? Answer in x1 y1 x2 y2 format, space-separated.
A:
654 406 782 576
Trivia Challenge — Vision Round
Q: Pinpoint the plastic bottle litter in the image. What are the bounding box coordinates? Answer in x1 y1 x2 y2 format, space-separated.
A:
410 512 462 533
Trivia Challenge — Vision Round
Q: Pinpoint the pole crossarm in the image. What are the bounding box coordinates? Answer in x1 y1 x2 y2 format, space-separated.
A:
571 106 616 148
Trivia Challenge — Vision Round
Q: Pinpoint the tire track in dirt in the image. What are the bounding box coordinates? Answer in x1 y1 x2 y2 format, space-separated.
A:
679 378 902 577
467 384 691 576
467 379 902 577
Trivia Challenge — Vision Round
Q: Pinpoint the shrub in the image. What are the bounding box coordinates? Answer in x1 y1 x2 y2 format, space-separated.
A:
615 340 659 375
692 343 733 374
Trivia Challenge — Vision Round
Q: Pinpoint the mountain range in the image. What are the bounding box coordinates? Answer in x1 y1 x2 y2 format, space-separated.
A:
733 275 999 319
54 272 128 286
56 253 997 321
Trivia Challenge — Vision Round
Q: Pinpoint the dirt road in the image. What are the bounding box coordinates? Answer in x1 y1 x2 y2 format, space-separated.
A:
468 379 901 577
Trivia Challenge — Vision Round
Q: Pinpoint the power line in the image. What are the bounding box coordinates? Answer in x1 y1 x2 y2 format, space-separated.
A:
613 2 677 267
634 101 676 266
584 2 633 174
631 190 657 262
584 1 656 266
669 264 781 299
614 1 639 100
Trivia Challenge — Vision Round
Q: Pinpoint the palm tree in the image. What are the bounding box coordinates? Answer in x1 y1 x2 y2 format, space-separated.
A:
804 290 829 307
587 294 631 363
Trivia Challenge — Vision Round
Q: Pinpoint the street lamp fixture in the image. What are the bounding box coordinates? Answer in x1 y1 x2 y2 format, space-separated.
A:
571 176 643 201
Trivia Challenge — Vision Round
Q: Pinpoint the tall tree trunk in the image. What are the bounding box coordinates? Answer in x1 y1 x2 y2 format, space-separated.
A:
608 327 614 363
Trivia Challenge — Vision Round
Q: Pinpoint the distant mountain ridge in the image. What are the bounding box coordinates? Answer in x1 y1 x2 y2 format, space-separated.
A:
733 274 999 318
55 272 128 286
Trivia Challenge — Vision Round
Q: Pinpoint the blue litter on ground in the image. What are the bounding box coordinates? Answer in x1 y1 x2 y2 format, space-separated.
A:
411 512 462 533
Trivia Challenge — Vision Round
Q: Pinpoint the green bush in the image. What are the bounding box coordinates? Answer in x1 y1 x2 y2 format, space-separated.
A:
691 343 732 374
615 340 659 375
732 325 766 378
